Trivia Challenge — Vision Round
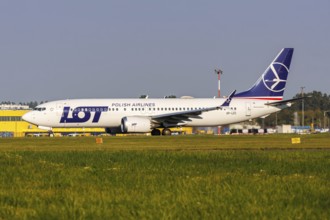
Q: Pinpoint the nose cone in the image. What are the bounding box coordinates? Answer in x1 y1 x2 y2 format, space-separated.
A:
22 111 36 124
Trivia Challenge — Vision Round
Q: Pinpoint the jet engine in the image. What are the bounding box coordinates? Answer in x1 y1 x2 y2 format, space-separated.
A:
121 116 153 133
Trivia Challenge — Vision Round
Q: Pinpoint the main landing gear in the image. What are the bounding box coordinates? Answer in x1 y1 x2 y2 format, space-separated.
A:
151 129 161 136
151 128 172 136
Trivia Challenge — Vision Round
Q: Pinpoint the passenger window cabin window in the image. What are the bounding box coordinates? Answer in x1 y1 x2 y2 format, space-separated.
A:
34 107 46 111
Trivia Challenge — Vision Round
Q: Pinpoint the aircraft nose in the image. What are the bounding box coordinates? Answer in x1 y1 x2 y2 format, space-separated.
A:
22 112 35 124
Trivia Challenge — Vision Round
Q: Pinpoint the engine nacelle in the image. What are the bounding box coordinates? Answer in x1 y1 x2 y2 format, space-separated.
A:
121 116 153 133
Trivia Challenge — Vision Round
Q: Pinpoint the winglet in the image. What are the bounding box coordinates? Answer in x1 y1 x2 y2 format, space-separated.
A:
221 90 236 107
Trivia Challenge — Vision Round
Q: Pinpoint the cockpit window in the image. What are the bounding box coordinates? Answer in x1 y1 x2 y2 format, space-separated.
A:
34 107 46 111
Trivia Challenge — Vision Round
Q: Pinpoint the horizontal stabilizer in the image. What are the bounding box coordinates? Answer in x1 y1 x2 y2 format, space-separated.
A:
265 96 310 107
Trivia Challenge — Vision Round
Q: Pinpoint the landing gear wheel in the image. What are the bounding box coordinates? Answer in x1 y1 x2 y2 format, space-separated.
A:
48 130 54 137
151 129 161 136
162 128 172 136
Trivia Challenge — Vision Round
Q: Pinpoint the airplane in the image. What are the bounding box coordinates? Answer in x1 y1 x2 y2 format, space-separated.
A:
23 48 296 136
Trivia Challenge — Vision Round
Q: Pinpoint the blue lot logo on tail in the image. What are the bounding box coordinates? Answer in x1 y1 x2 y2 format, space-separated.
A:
262 62 289 92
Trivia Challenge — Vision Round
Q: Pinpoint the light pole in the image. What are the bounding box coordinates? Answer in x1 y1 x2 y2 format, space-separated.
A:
215 69 223 135
301 86 305 127
275 112 278 127
324 111 330 131
215 69 223 98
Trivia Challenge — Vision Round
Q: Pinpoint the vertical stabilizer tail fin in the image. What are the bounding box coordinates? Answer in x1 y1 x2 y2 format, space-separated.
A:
234 48 294 101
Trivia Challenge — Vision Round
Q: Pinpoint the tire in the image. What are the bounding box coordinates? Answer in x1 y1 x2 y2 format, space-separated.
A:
151 129 161 136
162 128 172 136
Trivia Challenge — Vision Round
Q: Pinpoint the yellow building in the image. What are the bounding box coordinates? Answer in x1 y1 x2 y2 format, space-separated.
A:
0 109 193 137
0 109 30 137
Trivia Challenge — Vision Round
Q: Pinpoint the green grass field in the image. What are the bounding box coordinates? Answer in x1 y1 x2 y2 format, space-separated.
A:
0 134 329 219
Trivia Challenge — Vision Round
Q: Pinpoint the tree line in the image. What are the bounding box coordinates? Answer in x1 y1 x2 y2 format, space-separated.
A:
259 91 330 128
0 101 47 109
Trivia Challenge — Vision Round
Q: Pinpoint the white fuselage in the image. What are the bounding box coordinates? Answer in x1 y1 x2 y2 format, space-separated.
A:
22 98 281 129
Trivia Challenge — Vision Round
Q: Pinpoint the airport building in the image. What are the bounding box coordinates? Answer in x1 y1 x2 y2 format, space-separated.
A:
0 109 29 137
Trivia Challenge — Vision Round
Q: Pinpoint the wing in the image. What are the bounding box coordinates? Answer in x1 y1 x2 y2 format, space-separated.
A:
151 90 236 127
